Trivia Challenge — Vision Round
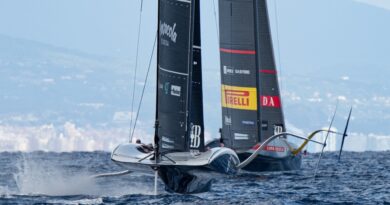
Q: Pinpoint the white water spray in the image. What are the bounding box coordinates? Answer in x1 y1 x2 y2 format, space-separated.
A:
12 154 155 196
14 155 98 196
154 170 158 196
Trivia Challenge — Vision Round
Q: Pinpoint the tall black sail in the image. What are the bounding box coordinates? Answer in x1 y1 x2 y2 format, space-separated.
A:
189 0 205 151
254 0 285 141
219 0 285 151
219 0 260 151
156 0 204 152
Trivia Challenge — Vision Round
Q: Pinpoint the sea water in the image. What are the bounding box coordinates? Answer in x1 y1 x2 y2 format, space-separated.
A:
0 151 389 204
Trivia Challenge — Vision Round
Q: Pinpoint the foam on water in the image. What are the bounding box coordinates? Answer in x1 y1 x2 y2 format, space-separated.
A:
0 151 389 204
47 198 104 205
14 154 98 196
0 152 158 197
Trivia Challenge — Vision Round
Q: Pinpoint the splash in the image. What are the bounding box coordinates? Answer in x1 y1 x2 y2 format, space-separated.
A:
11 153 158 196
14 155 98 196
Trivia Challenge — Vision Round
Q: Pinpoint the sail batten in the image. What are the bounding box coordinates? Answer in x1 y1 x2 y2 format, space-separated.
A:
176 0 191 3
220 48 256 55
159 66 189 76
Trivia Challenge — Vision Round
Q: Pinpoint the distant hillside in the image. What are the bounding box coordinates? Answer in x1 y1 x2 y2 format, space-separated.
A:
0 34 155 129
0 34 389 152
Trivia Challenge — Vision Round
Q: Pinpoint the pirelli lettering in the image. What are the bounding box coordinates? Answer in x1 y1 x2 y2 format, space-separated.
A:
222 85 257 111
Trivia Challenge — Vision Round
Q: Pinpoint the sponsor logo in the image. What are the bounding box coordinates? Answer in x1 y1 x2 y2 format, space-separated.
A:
274 125 284 135
235 69 250 75
164 82 170 95
234 133 249 140
224 116 232 126
190 125 202 148
223 66 234 75
251 144 286 152
261 120 268 131
264 145 285 152
222 85 257 110
260 96 281 108
171 85 181 97
242 120 255 125
223 65 250 75
160 21 177 44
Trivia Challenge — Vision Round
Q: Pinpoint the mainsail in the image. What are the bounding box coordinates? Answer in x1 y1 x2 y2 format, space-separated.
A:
219 0 285 151
156 0 204 152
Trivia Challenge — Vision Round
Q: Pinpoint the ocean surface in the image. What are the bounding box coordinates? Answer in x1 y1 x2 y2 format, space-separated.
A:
0 151 389 205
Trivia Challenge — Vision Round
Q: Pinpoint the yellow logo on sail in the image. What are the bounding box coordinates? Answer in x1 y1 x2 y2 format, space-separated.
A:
222 85 257 111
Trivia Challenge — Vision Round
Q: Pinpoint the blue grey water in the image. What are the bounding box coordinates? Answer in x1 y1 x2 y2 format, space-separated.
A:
0 151 389 205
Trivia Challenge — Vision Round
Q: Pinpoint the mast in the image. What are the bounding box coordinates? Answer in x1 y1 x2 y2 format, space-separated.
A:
154 0 162 159
185 0 196 151
253 0 261 143
188 0 205 151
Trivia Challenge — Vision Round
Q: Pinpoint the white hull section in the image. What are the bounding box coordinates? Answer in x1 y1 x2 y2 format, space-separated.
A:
111 143 239 172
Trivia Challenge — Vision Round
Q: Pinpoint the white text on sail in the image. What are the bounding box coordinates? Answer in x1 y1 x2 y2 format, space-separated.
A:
160 21 177 43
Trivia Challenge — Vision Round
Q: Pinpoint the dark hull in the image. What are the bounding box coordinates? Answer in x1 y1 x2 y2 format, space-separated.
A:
159 153 239 193
238 153 302 172
111 144 239 194
159 166 213 194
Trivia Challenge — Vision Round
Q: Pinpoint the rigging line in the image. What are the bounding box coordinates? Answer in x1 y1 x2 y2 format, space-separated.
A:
314 100 339 179
273 0 283 94
130 34 157 141
213 0 227 143
129 0 144 142
212 0 219 40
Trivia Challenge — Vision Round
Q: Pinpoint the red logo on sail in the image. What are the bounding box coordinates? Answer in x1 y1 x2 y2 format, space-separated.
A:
260 96 281 108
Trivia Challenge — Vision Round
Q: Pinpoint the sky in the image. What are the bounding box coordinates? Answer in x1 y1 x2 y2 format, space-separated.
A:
0 0 389 78
355 0 390 10
0 0 389 151
0 0 144 57
0 0 389 68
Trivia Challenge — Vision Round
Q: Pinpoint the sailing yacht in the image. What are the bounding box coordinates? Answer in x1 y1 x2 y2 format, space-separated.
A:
215 0 306 172
110 0 239 194
103 0 352 194
215 0 352 172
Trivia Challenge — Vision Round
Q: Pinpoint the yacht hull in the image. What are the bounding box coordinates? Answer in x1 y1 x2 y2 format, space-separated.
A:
111 143 239 193
206 138 302 172
238 152 301 172
238 139 302 172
